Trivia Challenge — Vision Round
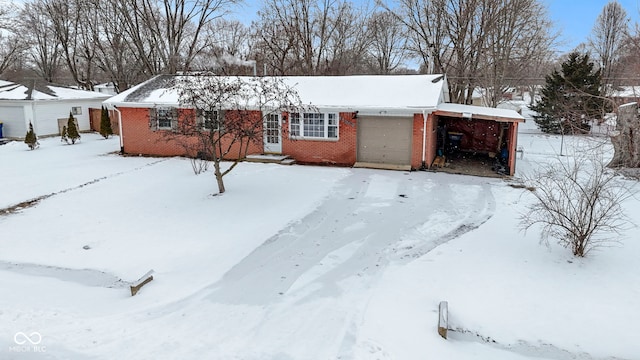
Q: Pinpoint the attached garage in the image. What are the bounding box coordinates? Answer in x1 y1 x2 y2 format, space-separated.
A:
356 116 413 169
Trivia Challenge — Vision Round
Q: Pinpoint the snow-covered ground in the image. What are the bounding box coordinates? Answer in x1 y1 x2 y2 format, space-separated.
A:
0 120 638 359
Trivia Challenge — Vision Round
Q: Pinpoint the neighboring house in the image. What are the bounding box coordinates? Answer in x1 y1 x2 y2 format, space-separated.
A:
94 82 118 96
0 80 111 139
104 74 524 175
609 86 640 106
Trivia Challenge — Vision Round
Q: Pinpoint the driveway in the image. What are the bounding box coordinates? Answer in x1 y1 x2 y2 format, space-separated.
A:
199 168 497 358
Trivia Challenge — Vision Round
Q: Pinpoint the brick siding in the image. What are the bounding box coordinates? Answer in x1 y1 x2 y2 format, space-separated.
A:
120 107 431 169
282 112 357 166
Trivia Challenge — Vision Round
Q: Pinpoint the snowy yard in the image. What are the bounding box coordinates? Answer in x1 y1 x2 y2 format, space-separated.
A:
1 127 639 359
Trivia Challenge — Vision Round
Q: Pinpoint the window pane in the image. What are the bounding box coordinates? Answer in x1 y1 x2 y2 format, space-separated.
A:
290 113 300 136
202 110 217 130
267 114 279 143
158 109 172 128
303 113 324 137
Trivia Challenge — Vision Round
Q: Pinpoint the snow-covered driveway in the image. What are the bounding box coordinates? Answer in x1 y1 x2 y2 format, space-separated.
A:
148 169 498 359
209 169 496 305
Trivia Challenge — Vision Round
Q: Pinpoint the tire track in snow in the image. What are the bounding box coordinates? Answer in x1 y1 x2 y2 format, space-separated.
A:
0 158 168 217
391 181 496 262
199 170 500 359
449 329 627 360
204 172 498 305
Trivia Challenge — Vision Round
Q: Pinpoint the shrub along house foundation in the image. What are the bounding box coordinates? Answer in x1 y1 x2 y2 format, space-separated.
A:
104 74 524 176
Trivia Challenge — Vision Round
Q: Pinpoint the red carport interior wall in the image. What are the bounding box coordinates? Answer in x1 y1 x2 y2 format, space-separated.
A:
119 107 263 158
440 117 503 153
281 112 357 166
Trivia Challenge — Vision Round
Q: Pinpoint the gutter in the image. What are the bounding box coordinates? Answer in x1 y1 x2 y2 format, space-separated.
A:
111 105 124 154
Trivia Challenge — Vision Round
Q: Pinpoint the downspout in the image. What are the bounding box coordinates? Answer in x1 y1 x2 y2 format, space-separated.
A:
421 109 428 170
112 105 124 154
30 101 36 135
420 106 438 170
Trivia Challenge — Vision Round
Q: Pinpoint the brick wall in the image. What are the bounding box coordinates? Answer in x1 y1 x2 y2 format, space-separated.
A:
120 107 432 169
281 112 357 166
120 107 262 158
410 114 424 169
90 108 120 135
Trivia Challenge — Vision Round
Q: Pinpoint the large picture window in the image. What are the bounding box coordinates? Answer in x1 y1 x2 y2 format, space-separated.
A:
289 112 338 139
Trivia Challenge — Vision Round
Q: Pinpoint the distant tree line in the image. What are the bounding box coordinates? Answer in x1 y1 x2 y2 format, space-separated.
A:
0 0 557 103
1 0 639 107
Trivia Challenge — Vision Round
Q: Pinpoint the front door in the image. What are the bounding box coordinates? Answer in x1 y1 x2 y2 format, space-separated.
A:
264 113 282 153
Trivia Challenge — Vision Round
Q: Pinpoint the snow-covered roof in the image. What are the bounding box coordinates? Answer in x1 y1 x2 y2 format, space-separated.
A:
436 102 524 122
105 74 450 114
0 80 110 101
610 86 640 98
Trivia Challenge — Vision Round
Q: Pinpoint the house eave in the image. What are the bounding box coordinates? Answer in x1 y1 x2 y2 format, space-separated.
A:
104 102 438 117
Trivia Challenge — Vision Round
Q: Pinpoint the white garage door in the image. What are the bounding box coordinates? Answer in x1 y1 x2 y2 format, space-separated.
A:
357 116 413 165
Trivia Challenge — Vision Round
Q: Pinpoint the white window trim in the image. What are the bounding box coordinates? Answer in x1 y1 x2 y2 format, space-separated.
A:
289 112 339 140
71 106 82 115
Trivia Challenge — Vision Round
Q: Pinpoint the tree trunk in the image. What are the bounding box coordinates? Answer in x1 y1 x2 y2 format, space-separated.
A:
609 102 640 168
213 160 226 194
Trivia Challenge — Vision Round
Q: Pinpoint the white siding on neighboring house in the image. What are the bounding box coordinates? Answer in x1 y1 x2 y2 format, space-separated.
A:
1 80 110 138
0 105 27 138
33 100 95 136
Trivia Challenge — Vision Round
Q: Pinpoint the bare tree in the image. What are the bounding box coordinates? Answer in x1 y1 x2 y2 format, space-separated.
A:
589 0 629 87
166 75 304 194
205 19 251 59
19 1 61 82
322 1 371 75
386 0 447 74
520 152 634 257
119 0 238 75
42 0 100 90
0 3 24 76
252 0 370 75
366 11 407 74
385 0 556 105
0 33 24 76
616 24 640 86
476 0 557 107
191 19 255 74
609 102 640 168
88 0 146 92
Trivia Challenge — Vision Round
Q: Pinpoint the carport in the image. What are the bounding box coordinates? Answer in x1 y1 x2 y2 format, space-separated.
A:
431 103 525 176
